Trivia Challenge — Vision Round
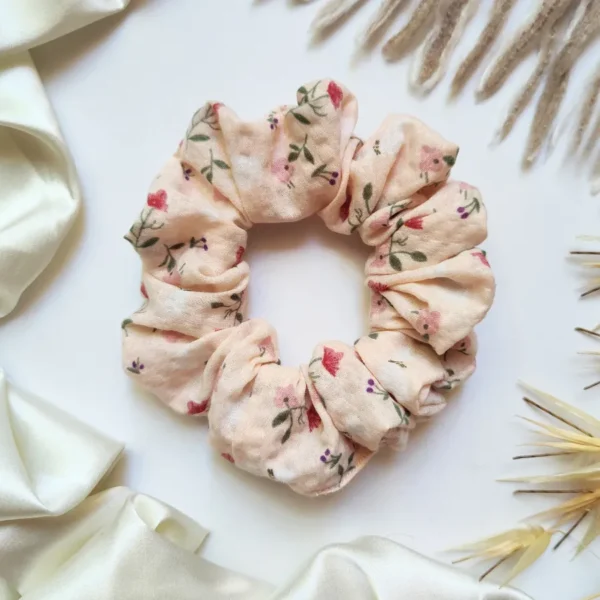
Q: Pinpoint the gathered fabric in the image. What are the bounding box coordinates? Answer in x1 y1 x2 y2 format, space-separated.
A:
122 79 495 496
0 370 530 600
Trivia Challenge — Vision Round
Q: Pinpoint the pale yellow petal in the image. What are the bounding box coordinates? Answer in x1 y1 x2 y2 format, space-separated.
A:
501 529 552 585
577 505 600 555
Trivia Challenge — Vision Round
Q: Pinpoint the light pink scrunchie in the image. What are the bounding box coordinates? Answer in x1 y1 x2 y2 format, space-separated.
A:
122 79 495 496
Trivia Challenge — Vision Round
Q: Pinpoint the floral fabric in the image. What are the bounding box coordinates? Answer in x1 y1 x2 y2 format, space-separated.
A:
122 79 495 496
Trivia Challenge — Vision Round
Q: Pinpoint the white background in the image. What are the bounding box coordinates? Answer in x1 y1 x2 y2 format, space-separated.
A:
2 0 600 597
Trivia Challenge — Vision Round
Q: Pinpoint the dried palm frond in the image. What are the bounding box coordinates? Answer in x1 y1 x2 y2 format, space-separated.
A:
310 0 367 37
525 0 600 165
451 0 517 97
382 0 437 60
500 388 600 555
409 0 479 93
450 525 554 583
358 0 409 47
477 0 574 100
493 22 559 143
570 61 600 152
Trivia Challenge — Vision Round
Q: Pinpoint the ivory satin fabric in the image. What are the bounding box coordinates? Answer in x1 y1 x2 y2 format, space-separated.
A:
0 368 531 600
0 0 130 318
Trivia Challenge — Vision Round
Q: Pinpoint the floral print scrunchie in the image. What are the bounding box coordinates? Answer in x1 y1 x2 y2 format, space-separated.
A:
121 79 495 496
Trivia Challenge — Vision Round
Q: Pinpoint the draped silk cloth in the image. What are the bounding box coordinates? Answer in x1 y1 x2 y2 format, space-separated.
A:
0 369 531 600
0 0 130 318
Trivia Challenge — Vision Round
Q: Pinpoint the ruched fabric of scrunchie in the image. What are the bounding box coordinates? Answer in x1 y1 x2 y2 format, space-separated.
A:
122 79 495 496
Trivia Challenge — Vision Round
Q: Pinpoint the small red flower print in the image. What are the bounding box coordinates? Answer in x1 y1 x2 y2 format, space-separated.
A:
212 102 224 114
415 310 441 341
187 399 209 415
221 453 235 464
404 216 424 230
368 281 389 293
147 189 168 212
419 146 445 173
339 192 352 222
258 336 275 359
274 384 300 408
234 246 245 266
327 81 344 109
306 403 322 432
322 347 343 377
472 251 490 267
140 282 148 298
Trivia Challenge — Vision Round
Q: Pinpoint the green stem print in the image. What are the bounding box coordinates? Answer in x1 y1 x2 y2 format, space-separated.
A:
311 163 339 185
435 368 461 391
124 208 164 249
457 196 481 219
319 449 356 484
158 236 208 273
211 292 243 324
388 359 407 369
200 149 230 184
366 377 410 425
272 401 307 444
185 103 220 148
288 134 315 164
381 219 428 272
348 183 375 232
287 81 329 125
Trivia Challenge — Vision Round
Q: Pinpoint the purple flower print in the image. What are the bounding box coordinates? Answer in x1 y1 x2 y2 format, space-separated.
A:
127 358 144 374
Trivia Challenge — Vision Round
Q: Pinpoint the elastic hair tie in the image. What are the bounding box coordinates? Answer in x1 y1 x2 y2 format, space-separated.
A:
122 79 495 496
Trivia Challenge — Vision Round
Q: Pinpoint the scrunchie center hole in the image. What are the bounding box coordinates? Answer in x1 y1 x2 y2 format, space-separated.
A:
247 217 370 366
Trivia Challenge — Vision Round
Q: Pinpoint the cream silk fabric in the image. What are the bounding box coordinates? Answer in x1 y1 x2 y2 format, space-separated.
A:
0 0 129 318
0 369 531 600
122 80 495 496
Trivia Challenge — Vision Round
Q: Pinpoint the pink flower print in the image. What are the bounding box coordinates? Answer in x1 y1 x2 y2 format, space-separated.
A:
140 282 148 299
327 81 344 109
221 452 235 464
459 182 476 193
369 210 390 231
187 399 209 415
368 281 389 293
472 250 490 267
419 146 445 173
322 347 343 377
370 291 387 314
162 329 187 343
271 158 294 185
163 269 182 287
274 384 300 408
371 244 388 268
415 310 441 341
452 337 471 355
212 102 224 114
147 189 168 212
258 336 275 359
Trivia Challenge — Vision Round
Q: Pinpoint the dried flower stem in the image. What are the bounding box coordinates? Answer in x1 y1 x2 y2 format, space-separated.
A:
553 510 589 550
523 397 593 437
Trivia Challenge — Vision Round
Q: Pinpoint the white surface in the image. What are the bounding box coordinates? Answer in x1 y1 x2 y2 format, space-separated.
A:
2 1 600 597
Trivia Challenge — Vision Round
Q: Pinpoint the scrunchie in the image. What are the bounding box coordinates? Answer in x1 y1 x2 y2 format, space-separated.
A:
121 79 495 496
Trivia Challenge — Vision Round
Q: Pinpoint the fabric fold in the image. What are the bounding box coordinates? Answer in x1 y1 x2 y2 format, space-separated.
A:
122 79 496 495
